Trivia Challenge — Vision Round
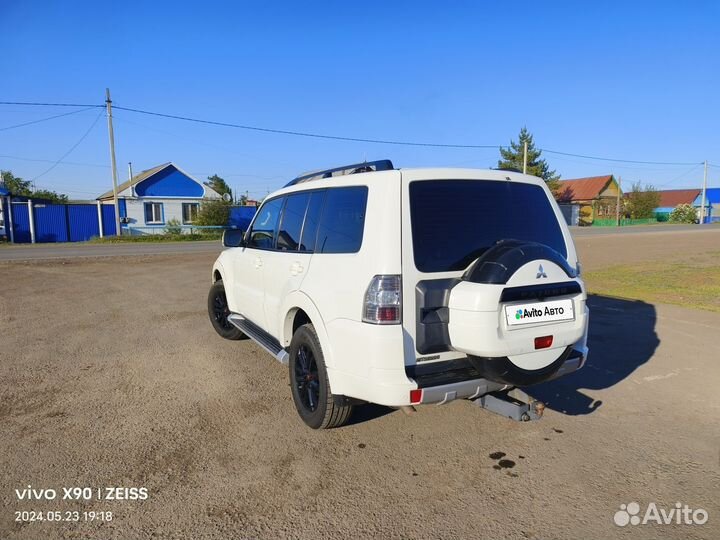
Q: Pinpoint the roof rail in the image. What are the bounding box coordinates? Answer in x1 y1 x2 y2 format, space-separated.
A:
285 159 394 187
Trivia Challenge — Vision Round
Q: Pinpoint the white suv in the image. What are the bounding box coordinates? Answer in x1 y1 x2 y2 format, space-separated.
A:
208 161 589 429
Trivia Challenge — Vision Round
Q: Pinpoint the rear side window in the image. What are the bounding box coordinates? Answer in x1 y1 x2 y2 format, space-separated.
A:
299 190 326 252
316 186 368 254
277 192 310 251
248 197 284 249
410 180 567 273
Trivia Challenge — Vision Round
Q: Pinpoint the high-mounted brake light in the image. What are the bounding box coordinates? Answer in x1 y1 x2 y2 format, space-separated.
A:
362 275 402 325
535 335 554 349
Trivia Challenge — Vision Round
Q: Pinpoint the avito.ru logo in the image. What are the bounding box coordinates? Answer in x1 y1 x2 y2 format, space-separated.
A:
614 502 708 527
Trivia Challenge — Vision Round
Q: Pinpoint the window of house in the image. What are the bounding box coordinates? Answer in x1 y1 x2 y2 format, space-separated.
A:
144 202 164 224
182 202 199 224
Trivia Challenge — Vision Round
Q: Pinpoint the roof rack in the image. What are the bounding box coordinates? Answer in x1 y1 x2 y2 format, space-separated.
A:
285 159 394 187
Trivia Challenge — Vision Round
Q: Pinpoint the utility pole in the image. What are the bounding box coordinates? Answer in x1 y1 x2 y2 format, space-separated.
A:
128 162 135 198
523 140 528 174
616 175 622 227
700 160 708 224
105 88 121 236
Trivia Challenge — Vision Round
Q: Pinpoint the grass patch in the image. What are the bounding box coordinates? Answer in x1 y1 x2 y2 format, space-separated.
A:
585 252 720 312
88 232 222 243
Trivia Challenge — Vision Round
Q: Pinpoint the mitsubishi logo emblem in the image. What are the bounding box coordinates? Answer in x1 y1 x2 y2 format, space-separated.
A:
536 264 548 279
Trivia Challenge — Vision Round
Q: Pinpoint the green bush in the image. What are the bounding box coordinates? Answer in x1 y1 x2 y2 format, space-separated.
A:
669 203 697 224
195 200 231 226
164 218 182 234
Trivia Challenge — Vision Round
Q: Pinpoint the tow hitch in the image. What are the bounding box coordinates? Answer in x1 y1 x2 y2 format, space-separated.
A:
472 388 545 422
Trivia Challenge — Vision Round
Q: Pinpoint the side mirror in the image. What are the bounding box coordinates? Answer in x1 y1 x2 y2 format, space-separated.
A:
222 229 246 248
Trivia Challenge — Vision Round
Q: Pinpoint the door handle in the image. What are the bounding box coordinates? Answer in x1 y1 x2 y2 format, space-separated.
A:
290 261 304 276
254 257 263 269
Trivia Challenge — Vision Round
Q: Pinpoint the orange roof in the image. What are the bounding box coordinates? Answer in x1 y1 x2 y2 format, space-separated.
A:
557 175 614 202
656 189 700 207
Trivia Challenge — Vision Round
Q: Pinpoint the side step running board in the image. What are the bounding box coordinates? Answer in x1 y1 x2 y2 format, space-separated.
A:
227 313 290 364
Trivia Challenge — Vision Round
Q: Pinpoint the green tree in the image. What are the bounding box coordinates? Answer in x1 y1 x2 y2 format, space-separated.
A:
206 174 232 199
625 182 661 219
497 127 561 192
195 199 231 226
1 171 68 202
30 189 69 203
1 171 32 196
669 203 697 224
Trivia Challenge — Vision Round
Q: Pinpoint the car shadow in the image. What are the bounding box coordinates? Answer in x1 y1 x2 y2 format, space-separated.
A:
346 403 395 426
527 294 659 416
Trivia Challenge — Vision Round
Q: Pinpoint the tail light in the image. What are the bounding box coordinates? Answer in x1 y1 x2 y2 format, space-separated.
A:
362 275 401 324
535 335 553 349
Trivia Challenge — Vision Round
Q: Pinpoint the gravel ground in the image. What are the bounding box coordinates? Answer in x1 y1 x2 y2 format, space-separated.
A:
1 230 719 539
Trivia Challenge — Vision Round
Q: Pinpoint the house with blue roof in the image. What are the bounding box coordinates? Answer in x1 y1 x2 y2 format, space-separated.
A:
693 188 720 223
97 162 222 232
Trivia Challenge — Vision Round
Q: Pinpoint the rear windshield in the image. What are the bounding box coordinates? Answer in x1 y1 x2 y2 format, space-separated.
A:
409 179 567 273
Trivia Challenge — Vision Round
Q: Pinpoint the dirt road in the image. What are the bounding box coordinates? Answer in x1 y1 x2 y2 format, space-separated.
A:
1 230 718 539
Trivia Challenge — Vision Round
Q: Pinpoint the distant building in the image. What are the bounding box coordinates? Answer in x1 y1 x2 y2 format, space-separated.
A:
97 162 221 233
556 175 621 225
693 188 720 223
653 189 700 221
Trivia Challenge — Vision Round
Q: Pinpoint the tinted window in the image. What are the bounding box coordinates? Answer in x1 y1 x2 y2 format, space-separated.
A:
299 190 326 252
248 197 283 249
277 192 309 251
316 187 368 254
410 180 567 273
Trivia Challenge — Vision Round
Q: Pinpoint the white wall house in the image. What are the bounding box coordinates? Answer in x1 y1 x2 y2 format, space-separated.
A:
97 162 221 234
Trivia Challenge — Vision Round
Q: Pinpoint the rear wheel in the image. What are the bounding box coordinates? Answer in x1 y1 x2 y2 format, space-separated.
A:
289 324 353 429
207 280 245 340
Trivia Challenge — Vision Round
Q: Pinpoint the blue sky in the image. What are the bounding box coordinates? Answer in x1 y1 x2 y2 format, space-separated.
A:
1 1 718 199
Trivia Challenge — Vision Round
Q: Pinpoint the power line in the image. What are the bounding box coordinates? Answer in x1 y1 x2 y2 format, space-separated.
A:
112 105 502 149
0 154 108 168
541 148 700 166
31 110 104 182
0 107 96 132
0 101 103 108
0 98 712 167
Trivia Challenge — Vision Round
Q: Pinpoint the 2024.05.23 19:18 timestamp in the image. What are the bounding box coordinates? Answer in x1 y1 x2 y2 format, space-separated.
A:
15 510 113 522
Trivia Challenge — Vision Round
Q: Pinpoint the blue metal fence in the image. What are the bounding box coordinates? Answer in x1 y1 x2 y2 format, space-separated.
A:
34 204 69 243
11 203 31 243
228 206 257 230
8 201 116 243
69 205 101 241
101 204 117 236
6 200 255 243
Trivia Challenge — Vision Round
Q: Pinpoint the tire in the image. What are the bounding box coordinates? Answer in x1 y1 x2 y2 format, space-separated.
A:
288 324 353 429
207 280 245 340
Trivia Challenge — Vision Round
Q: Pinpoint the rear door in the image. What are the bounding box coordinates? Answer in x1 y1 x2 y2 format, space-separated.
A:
400 170 575 368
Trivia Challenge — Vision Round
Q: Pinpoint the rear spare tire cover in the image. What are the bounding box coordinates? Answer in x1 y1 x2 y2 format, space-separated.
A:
458 240 577 386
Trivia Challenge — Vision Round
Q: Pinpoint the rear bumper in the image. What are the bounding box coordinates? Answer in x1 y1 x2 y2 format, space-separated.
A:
325 315 589 407
406 348 586 405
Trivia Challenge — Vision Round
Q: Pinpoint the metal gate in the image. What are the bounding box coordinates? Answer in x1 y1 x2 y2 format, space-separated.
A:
7 200 116 243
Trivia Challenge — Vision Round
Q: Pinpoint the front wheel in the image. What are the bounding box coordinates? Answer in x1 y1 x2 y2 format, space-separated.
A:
289 324 353 429
207 280 245 340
